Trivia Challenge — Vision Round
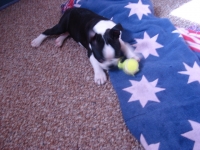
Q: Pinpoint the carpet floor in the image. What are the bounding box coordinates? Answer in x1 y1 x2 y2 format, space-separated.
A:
0 0 198 149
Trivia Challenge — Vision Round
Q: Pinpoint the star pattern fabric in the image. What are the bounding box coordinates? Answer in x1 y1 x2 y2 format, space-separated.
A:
182 120 200 150
133 32 163 59
123 76 165 107
179 62 200 84
172 29 182 37
140 134 160 150
173 27 200 52
125 0 151 20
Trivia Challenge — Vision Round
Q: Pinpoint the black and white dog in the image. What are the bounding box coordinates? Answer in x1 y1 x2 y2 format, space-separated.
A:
31 7 139 85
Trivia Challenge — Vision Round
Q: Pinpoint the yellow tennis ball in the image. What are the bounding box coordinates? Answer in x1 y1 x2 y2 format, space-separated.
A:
118 58 139 75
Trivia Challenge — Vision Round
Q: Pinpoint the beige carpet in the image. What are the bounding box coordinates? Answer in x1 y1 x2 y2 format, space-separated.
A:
0 0 198 149
152 0 200 28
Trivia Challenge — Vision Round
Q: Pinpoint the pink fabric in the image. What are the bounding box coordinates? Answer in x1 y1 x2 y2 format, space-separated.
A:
177 27 200 52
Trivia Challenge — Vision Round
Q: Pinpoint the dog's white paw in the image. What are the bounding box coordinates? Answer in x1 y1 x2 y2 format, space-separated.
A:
129 53 141 62
31 34 47 48
55 33 69 48
31 38 41 47
94 71 107 85
55 38 63 48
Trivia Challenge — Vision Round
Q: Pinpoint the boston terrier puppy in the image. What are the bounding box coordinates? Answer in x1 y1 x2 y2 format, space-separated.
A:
31 7 139 85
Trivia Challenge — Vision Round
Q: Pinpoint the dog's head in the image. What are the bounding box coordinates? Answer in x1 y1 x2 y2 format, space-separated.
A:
89 23 124 70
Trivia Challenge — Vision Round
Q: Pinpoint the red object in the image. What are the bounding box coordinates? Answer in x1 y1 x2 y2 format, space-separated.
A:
177 27 200 52
63 0 74 12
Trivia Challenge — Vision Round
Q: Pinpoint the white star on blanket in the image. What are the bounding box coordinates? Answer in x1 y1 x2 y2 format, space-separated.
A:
172 29 183 37
124 0 151 20
133 32 163 59
182 120 200 150
123 76 165 107
179 62 200 84
140 134 160 150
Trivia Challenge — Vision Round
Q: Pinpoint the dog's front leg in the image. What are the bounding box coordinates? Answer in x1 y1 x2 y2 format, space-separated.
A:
89 54 107 85
120 39 141 61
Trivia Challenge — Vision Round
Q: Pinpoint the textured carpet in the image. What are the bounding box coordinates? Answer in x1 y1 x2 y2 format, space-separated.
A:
152 0 200 28
0 0 198 149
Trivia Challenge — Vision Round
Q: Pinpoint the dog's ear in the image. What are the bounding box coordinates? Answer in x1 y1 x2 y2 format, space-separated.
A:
89 30 103 44
88 30 96 42
110 23 123 39
110 29 120 39
112 23 123 31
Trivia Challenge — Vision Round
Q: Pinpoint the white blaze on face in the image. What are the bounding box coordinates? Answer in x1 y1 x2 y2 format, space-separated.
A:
103 44 115 60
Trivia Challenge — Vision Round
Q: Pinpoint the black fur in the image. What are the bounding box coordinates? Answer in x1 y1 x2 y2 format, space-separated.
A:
42 7 124 63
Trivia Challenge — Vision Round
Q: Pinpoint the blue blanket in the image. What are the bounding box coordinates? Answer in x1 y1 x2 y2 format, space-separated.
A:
71 0 200 149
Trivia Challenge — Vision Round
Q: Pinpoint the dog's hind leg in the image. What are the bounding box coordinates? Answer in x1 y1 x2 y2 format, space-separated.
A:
31 34 48 48
42 24 66 36
55 32 69 47
31 24 66 48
